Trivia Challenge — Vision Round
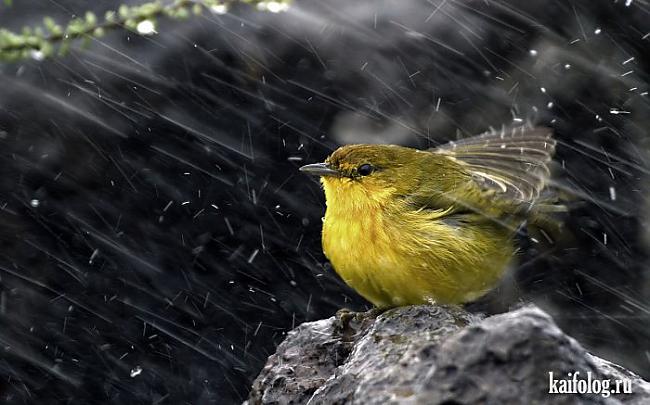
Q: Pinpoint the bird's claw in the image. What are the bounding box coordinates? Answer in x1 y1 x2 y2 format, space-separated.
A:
333 306 387 336
333 307 356 333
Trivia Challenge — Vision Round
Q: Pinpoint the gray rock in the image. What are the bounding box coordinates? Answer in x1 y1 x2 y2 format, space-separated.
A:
246 305 650 404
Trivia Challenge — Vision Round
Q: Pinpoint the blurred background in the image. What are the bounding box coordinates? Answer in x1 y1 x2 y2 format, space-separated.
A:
0 0 648 403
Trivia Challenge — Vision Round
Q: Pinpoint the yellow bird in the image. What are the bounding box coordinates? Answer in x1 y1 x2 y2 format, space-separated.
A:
300 126 561 308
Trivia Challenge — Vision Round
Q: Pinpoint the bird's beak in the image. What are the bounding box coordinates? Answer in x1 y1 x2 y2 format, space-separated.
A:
299 162 339 177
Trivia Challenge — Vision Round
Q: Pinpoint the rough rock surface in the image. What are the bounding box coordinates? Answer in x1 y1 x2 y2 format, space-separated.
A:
246 305 650 404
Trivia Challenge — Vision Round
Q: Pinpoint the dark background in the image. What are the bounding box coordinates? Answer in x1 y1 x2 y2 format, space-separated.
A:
0 0 649 403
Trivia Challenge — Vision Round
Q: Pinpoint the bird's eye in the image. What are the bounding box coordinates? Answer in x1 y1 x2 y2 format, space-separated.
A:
357 163 374 176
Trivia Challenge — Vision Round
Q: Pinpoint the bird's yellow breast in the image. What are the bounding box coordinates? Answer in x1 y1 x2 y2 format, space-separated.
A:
321 177 514 308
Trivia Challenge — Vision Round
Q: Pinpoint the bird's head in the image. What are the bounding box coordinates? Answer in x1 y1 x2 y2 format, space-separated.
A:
300 144 428 210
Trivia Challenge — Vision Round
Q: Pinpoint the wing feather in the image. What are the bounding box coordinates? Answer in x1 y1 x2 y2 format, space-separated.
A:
433 126 556 202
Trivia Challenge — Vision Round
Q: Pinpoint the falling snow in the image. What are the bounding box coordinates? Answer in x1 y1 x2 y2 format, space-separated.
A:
0 0 648 404
130 365 143 378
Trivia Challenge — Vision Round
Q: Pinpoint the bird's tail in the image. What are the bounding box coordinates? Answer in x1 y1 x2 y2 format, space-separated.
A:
526 196 577 245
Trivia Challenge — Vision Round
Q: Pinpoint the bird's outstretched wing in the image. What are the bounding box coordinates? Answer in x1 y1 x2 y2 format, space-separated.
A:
432 126 556 202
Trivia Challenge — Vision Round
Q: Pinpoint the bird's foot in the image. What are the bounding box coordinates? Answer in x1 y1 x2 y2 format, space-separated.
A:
333 307 356 333
333 306 387 338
